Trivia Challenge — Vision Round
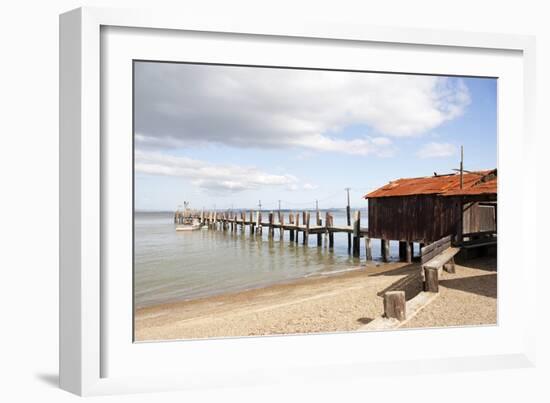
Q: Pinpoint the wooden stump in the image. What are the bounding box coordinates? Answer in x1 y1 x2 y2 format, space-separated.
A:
384 291 406 321
424 267 439 292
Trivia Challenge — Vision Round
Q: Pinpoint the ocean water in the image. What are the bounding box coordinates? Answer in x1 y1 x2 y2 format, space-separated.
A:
134 210 407 308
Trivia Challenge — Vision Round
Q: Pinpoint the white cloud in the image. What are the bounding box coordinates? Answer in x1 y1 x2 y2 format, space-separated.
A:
303 183 318 191
416 142 457 158
135 151 297 193
135 63 470 156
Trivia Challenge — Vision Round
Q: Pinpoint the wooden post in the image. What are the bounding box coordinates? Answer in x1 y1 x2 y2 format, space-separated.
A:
345 187 351 253
279 213 284 240
303 211 310 245
233 214 238 233
316 210 322 246
289 213 295 242
352 210 360 257
365 237 372 260
249 211 254 234
424 267 439 292
406 242 413 263
268 212 274 238
399 241 406 261
256 211 262 235
381 239 390 262
295 213 300 243
384 291 406 321
444 257 456 274
326 212 334 249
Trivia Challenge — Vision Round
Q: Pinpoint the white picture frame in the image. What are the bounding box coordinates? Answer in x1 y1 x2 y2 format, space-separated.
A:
59 6 537 396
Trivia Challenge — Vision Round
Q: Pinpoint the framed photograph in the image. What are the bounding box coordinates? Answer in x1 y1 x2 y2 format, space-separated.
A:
60 7 537 396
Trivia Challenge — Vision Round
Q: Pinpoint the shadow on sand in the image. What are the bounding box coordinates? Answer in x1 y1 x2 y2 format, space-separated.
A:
439 273 497 299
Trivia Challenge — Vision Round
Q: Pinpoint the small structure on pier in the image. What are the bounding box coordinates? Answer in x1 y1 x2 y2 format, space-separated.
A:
364 169 497 253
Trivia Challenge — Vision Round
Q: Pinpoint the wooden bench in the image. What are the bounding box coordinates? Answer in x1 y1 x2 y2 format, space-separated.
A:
420 235 460 292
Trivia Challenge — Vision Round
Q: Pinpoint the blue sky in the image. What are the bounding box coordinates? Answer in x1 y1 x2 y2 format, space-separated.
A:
134 62 496 211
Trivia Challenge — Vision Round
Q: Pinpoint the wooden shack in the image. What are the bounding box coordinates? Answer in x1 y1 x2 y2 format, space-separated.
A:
365 170 497 248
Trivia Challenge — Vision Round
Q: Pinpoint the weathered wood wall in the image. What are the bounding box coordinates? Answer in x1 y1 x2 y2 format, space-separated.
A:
368 195 463 243
368 195 496 243
462 202 496 234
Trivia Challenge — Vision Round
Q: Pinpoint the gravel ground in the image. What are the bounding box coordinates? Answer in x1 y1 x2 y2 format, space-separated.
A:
135 262 417 341
401 257 497 329
135 257 496 341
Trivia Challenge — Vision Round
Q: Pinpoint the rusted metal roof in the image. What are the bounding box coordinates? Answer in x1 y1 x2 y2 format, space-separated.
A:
365 169 497 198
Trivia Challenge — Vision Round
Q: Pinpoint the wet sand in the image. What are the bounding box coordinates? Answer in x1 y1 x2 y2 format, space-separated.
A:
135 257 496 341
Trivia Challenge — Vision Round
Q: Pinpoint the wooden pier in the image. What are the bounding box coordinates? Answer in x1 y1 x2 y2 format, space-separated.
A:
174 209 376 260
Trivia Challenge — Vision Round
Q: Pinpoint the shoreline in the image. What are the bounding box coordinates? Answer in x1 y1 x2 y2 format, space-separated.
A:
135 260 419 341
135 260 395 310
135 257 496 342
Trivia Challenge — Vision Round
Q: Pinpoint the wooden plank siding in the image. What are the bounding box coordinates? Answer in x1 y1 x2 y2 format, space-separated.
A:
462 202 497 234
368 195 463 243
368 194 496 244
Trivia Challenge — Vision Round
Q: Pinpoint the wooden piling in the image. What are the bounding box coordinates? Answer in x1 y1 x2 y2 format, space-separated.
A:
424 267 439 292
289 213 295 241
316 211 322 246
352 210 360 257
279 213 284 240
399 241 406 261
384 291 406 321
303 211 310 245
250 211 255 234
406 242 412 263
268 212 274 238
295 213 300 243
256 211 262 235
326 212 334 249
365 237 372 260
381 239 390 262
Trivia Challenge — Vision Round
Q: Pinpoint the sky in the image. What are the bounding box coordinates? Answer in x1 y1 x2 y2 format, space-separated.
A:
134 61 497 211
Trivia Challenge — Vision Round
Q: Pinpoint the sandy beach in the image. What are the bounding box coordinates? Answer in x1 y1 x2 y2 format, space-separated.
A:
135 257 496 341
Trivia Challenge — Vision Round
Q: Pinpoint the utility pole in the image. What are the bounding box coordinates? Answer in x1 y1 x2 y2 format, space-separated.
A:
278 200 281 213
460 145 464 189
258 200 262 211
345 188 351 252
315 199 318 213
